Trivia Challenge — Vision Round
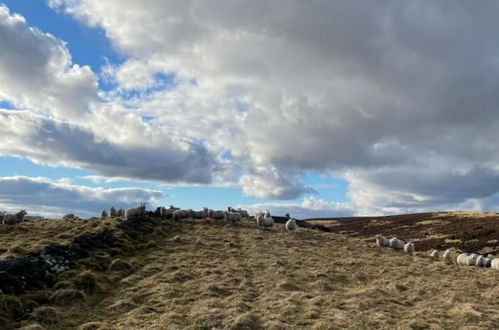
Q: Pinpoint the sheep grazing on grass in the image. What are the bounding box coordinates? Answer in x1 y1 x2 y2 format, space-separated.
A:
443 249 453 263
172 209 189 221
227 207 249 219
207 209 225 220
101 210 108 219
388 237 405 250
374 234 388 247
403 242 415 254
125 204 146 219
430 249 439 260
3 210 27 226
491 258 499 271
224 211 242 224
256 211 274 228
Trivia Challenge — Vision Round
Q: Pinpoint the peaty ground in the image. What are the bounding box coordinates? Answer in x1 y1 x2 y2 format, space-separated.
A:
4 217 499 329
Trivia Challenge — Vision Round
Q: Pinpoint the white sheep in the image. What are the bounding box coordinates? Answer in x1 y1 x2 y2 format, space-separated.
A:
443 249 453 263
228 207 249 219
403 242 415 254
475 255 485 267
430 249 439 260
285 219 298 231
224 211 242 224
456 253 469 265
173 209 190 220
125 203 146 219
491 258 499 271
3 210 27 226
374 234 388 247
256 211 274 228
388 237 405 250
457 253 479 266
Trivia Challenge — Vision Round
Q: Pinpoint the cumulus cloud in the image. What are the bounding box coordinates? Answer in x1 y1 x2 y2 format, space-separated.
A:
1 2 499 212
0 110 214 183
0 5 97 120
0 176 164 217
239 196 353 219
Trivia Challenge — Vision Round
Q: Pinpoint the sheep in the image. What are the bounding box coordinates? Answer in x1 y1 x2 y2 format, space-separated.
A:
172 209 190 221
388 237 405 250
491 258 499 271
224 211 242 224
374 234 388 247
110 207 117 217
256 211 274 228
3 210 27 226
228 207 250 219
125 203 146 219
430 249 439 260
483 257 493 268
456 253 469 265
403 242 415 254
285 217 298 231
443 249 453 263
476 255 485 267
116 208 125 217
101 210 108 218
207 209 225 220
457 253 479 266
189 208 207 219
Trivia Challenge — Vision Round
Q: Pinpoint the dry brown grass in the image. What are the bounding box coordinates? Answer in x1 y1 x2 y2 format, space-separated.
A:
0 217 119 259
3 218 499 329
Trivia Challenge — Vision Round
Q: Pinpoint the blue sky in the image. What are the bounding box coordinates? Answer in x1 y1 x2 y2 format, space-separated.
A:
1 1 498 217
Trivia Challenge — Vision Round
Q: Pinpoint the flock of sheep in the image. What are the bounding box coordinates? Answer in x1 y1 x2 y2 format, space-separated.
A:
99 204 299 231
375 234 499 271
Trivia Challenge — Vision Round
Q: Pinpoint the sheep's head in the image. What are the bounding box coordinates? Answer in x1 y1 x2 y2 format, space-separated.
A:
19 210 27 217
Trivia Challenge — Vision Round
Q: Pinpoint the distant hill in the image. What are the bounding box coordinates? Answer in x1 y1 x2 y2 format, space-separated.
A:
306 211 499 252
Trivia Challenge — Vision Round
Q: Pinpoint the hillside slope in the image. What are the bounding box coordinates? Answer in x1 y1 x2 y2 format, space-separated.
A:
307 211 499 252
1 216 499 329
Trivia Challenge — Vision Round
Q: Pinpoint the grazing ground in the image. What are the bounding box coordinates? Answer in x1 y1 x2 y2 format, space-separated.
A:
308 211 499 253
0 218 119 259
2 216 499 329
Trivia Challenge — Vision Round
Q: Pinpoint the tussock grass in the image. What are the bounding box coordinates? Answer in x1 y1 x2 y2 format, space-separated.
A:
2 217 499 329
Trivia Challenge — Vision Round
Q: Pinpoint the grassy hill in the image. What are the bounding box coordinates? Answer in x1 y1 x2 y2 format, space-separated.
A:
1 214 499 329
307 211 499 252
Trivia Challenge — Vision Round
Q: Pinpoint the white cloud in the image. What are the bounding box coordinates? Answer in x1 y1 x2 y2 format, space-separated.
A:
239 196 353 219
0 175 164 217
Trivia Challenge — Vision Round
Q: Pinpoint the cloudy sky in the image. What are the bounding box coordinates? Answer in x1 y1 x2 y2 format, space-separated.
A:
1 1 498 218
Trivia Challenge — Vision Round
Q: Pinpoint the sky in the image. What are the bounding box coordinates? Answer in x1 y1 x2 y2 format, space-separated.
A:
1 1 499 218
